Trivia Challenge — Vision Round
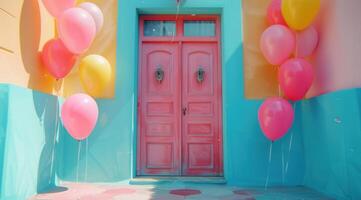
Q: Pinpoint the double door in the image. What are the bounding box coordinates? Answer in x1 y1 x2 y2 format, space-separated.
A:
137 16 222 176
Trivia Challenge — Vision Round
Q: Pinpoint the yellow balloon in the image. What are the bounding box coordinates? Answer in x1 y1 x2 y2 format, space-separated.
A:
282 0 321 31
79 55 112 97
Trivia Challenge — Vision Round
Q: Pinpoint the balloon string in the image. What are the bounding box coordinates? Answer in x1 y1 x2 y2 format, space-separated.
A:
265 141 273 190
278 83 281 97
281 139 285 184
49 79 60 184
76 141 81 183
285 103 296 176
175 1 180 21
172 1 181 42
277 64 281 97
285 131 293 175
85 138 88 182
295 33 299 58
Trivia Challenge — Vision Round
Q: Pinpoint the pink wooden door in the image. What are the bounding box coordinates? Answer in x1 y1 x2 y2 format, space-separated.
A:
138 43 181 175
181 43 222 176
138 15 222 177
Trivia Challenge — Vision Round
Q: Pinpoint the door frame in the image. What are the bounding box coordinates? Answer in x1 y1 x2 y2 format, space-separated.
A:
136 15 223 176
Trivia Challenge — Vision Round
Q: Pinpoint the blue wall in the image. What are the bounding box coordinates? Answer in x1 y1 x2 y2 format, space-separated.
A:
3 83 361 200
0 85 8 194
301 89 361 200
0 1 360 200
0 84 60 200
58 0 305 186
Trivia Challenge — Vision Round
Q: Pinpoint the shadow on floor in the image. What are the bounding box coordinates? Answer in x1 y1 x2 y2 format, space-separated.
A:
37 186 68 194
30 182 335 200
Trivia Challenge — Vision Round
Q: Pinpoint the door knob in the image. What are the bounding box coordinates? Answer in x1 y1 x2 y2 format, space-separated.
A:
196 67 205 83
155 65 164 83
182 107 187 116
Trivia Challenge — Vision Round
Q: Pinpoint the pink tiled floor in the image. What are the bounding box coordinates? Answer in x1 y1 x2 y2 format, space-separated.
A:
29 182 335 200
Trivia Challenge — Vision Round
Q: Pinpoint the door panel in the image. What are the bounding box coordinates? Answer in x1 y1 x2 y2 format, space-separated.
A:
138 43 181 175
181 43 221 176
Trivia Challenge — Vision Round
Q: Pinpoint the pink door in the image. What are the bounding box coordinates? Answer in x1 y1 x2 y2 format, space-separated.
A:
181 43 222 176
138 15 222 176
138 43 181 175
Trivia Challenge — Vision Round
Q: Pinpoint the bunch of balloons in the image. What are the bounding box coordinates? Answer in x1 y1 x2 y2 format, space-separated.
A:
41 0 112 141
258 0 320 142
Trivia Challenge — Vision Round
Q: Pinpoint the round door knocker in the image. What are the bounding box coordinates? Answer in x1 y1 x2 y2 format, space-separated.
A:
196 67 205 83
155 65 164 83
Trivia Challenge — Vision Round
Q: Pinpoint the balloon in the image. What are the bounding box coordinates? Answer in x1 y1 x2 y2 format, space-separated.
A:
267 0 287 26
260 25 295 65
58 8 96 54
79 55 112 97
258 97 294 141
41 39 77 79
42 0 76 18
61 93 98 141
79 2 104 33
279 58 314 101
295 26 319 58
282 0 321 30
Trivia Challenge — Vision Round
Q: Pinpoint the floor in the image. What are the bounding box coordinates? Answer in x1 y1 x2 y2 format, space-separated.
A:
30 182 335 200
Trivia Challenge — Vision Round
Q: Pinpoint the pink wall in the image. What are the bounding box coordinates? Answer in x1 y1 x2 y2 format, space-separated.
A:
308 0 361 97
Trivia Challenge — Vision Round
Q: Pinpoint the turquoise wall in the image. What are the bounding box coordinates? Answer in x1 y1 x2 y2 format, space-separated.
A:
3 83 361 199
0 85 8 194
58 0 305 186
0 84 60 200
301 89 361 200
0 1 360 200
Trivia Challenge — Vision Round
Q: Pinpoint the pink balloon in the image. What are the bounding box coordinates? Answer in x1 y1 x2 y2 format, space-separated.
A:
279 58 314 101
295 26 319 58
42 0 76 18
41 39 77 79
79 2 104 33
61 93 99 141
267 0 287 26
258 97 294 141
260 25 295 65
58 8 96 54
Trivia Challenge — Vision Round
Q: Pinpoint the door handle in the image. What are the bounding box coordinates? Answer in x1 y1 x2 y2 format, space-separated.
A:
182 107 187 116
155 66 164 83
196 67 205 83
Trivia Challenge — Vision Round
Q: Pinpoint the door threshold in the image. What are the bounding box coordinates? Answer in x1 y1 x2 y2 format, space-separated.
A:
130 176 226 185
